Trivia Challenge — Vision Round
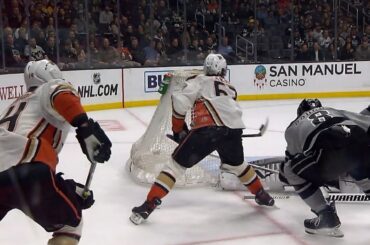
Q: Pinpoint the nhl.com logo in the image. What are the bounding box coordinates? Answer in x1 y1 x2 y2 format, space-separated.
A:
93 72 101 84
254 65 267 89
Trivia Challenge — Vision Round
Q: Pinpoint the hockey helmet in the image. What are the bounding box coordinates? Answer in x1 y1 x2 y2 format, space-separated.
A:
204 53 227 77
297 98 322 116
24 59 63 90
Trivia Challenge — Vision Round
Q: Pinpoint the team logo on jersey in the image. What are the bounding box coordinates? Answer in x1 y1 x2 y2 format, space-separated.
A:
93 72 101 84
254 65 267 89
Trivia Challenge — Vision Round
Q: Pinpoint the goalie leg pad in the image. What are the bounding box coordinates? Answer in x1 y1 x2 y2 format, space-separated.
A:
221 162 257 185
221 162 262 194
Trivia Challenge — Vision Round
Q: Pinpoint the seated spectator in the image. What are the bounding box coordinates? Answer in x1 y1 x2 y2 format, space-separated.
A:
72 40 87 68
99 5 113 34
355 36 370 60
350 28 361 49
323 43 337 61
166 37 184 65
304 30 316 50
98 37 120 67
129 36 146 65
319 29 332 49
24 37 47 61
155 41 168 66
295 43 311 61
340 42 355 60
4 33 25 67
116 39 141 67
60 39 78 68
188 39 205 65
87 39 100 66
143 39 160 66
218 36 235 63
311 41 325 62
14 27 28 54
44 36 57 63
204 36 217 55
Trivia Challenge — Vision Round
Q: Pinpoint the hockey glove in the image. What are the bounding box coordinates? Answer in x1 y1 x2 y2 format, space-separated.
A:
173 123 189 144
75 182 95 209
76 119 112 163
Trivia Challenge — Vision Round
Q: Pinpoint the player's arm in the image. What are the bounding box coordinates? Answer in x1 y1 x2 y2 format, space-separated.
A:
51 84 112 163
171 80 200 142
360 105 370 116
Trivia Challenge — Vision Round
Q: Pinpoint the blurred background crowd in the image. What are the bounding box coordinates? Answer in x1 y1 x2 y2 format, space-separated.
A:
1 0 370 72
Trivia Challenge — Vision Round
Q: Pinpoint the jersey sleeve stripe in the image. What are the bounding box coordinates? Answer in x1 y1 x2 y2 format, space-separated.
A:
52 92 86 124
20 138 39 163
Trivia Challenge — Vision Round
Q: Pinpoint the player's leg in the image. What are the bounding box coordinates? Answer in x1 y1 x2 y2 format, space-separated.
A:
130 127 219 224
2 163 89 244
216 128 274 206
281 151 343 237
47 218 83 245
0 169 16 220
347 145 370 194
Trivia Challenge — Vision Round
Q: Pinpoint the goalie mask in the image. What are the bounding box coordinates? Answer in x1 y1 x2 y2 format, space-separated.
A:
297 99 322 116
204 53 227 77
24 59 63 90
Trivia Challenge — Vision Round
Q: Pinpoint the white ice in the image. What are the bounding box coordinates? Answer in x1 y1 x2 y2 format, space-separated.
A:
1 98 370 245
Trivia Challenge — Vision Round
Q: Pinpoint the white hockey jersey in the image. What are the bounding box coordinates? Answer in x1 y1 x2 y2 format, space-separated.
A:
0 79 84 172
172 74 245 129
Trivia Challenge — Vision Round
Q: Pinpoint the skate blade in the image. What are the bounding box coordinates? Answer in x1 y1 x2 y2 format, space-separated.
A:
129 212 145 225
305 227 344 238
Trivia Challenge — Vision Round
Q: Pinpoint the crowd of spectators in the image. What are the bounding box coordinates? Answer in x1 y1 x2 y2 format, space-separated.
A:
1 0 370 71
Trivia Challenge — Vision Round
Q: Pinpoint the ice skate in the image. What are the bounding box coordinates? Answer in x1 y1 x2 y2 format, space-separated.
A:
304 202 343 237
255 189 275 206
130 198 161 225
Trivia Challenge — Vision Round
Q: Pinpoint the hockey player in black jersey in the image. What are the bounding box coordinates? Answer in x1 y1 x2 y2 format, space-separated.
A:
279 99 370 237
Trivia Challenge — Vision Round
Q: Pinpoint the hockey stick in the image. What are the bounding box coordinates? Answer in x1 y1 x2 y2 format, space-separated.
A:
243 191 370 203
242 118 269 137
82 160 97 199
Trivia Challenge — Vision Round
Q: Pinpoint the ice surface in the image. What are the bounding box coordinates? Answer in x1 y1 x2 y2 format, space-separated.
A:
1 98 370 245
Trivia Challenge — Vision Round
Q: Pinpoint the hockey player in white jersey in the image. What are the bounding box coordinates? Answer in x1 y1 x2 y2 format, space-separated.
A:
280 99 370 237
130 53 274 225
0 59 111 245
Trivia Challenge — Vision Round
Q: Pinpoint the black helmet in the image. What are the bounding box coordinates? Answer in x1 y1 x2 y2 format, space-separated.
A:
297 99 322 116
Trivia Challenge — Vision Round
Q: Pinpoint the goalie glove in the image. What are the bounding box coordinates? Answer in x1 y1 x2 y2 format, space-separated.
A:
76 119 112 163
173 123 189 144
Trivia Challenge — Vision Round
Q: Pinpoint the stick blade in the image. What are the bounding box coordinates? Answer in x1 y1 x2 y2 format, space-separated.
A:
259 117 269 135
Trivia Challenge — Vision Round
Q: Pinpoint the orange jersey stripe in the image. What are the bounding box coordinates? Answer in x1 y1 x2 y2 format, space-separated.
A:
53 92 86 124
32 124 59 170
172 116 185 133
191 100 216 129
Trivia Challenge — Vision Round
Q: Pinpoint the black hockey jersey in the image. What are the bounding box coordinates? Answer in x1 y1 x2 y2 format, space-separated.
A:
285 107 370 156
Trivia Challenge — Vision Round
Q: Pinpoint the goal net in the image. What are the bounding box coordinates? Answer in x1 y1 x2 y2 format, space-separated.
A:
126 69 285 189
126 69 221 187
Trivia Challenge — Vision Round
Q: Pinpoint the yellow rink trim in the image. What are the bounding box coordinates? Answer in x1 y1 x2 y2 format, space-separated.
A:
124 100 160 108
83 91 370 111
83 102 123 112
238 91 370 100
